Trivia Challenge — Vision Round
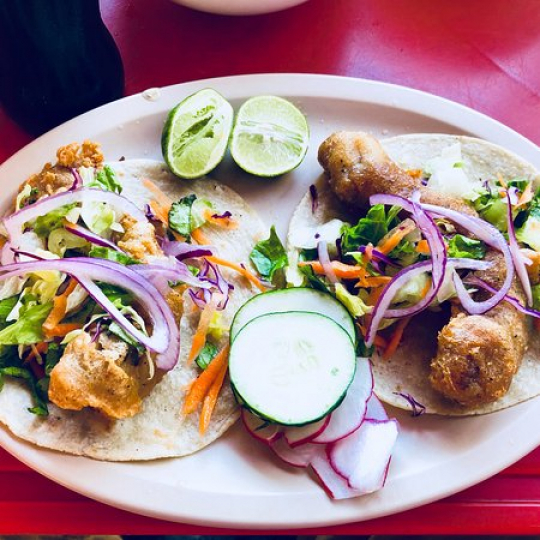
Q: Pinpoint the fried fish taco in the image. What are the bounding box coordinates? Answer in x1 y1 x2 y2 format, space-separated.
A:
0 142 266 459
288 132 540 415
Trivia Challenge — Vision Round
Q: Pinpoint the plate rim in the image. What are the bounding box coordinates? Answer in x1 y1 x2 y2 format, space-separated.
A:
1 72 540 529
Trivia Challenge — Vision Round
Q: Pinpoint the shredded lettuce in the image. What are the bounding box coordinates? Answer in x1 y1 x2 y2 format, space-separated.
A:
249 226 288 285
517 197 540 251
34 204 77 237
88 246 139 265
335 283 372 318
168 194 214 238
48 228 88 257
447 234 486 259
80 200 115 235
0 302 53 345
15 184 33 211
208 311 227 340
94 165 123 193
340 204 401 255
392 273 430 306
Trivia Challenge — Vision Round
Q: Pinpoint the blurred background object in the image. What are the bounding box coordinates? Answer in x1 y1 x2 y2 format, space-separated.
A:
0 0 124 135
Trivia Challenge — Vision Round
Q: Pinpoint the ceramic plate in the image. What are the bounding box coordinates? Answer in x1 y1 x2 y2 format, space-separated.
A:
0 74 539 529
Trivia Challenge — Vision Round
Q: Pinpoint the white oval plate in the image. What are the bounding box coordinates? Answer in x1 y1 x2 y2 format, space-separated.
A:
0 74 539 529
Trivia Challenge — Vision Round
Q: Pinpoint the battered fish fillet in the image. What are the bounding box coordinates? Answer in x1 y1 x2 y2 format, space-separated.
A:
318 131 528 407
49 332 145 419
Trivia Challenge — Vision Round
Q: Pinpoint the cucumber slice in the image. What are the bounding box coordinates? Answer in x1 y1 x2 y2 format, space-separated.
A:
229 311 356 426
230 287 355 342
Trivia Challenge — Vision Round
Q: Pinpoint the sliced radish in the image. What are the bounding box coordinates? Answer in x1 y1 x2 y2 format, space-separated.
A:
329 419 398 494
365 393 388 421
284 415 331 447
312 357 373 444
310 449 362 500
270 438 318 468
241 408 282 444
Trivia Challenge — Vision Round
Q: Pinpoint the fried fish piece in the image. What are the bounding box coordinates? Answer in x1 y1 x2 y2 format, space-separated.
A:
318 131 477 215
48 332 144 419
117 214 164 262
430 252 528 406
318 131 528 407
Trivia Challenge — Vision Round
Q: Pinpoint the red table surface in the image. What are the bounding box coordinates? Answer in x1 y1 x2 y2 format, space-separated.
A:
1 0 540 534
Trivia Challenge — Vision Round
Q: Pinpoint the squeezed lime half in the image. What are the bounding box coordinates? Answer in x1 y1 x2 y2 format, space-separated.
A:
230 95 309 177
162 88 234 179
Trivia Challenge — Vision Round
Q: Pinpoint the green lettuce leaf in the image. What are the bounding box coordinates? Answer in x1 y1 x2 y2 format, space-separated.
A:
447 234 487 259
0 302 53 345
94 165 123 193
34 204 77 237
249 226 288 284
341 204 401 254
195 341 218 370
169 194 197 237
89 246 139 265
335 283 372 318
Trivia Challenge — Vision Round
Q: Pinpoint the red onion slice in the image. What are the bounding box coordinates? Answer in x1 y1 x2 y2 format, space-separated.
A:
365 258 491 347
505 189 533 306
420 203 514 315
162 239 214 260
4 188 147 245
63 221 122 251
465 276 540 319
0 258 179 370
317 240 338 284
369 193 447 317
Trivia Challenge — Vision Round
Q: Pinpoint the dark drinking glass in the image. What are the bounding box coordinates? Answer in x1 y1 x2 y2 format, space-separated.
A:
0 0 124 135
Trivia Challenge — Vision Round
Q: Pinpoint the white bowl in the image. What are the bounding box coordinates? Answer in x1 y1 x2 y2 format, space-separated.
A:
170 0 309 16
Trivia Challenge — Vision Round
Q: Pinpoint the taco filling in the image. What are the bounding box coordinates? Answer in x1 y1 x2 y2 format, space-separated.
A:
0 141 266 459
288 131 540 413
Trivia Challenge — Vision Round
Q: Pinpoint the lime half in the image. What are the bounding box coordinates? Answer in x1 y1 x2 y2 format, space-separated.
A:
162 88 234 179
230 95 309 177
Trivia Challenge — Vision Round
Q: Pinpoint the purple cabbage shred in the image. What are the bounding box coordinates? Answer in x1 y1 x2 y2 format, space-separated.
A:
393 392 426 417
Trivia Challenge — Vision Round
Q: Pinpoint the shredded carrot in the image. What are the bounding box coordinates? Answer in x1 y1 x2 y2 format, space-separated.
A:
367 285 385 306
206 255 266 292
420 277 432 299
416 239 430 255
149 200 170 225
44 323 83 338
363 243 373 263
356 323 387 349
377 221 416 255
497 173 507 189
355 275 392 288
199 362 228 434
183 344 230 414
298 260 367 280
202 209 238 230
143 178 173 212
24 342 49 364
407 169 423 179
187 296 218 365
42 279 78 338
383 317 411 360
517 181 534 208
191 227 211 245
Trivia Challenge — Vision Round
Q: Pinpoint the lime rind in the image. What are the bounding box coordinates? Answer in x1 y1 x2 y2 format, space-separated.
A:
230 95 309 177
162 88 234 179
